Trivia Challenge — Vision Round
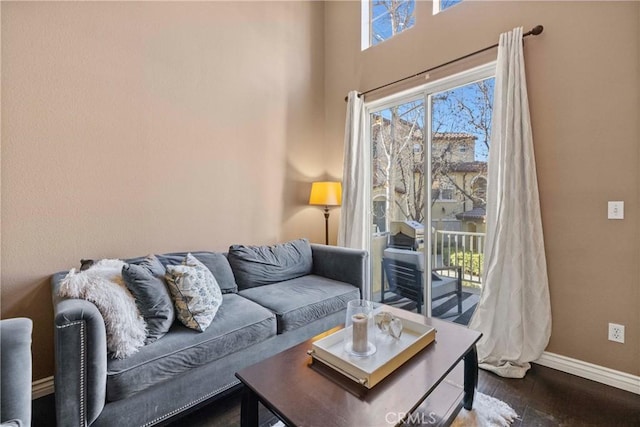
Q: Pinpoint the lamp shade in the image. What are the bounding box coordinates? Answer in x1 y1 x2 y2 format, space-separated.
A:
309 181 342 207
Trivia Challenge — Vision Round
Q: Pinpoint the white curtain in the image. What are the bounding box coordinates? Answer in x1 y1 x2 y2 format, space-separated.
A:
338 91 368 251
468 27 552 378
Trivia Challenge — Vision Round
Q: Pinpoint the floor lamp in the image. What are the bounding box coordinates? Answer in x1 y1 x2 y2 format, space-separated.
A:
309 181 342 245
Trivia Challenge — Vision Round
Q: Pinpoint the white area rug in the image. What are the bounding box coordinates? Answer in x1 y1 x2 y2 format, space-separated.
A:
269 392 517 426
450 392 518 427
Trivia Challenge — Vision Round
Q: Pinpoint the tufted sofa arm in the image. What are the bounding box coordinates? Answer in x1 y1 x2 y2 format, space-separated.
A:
310 244 368 294
52 272 108 427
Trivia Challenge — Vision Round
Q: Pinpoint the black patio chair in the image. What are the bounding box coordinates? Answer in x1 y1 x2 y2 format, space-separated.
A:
381 257 462 315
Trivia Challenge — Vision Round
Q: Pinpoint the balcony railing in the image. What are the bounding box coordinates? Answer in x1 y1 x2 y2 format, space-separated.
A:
432 230 485 288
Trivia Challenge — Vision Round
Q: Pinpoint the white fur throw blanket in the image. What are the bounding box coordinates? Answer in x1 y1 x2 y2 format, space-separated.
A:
59 259 147 358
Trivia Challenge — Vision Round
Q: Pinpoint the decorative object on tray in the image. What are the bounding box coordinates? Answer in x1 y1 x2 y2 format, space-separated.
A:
344 299 377 357
310 306 436 388
375 311 403 339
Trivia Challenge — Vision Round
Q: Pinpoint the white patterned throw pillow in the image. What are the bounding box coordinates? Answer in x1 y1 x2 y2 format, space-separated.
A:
165 253 223 332
59 259 147 358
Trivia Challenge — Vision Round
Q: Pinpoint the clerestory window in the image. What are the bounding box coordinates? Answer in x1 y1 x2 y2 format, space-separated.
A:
433 0 463 15
362 0 415 50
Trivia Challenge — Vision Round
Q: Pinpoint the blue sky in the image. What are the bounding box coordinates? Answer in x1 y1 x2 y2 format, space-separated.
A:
373 77 495 162
371 0 415 45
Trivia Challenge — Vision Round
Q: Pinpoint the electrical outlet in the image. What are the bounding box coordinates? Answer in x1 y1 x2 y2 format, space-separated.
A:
607 201 624 220
608 323 625 343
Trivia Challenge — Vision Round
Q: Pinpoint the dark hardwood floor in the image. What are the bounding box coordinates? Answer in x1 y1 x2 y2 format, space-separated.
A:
33 364 640 426
476 364 640 426
168 364 640 427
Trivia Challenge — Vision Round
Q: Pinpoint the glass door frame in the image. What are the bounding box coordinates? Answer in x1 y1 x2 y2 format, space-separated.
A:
364 61 496 317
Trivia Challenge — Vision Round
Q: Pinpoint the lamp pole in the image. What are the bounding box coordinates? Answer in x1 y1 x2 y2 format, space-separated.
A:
323 206 330 245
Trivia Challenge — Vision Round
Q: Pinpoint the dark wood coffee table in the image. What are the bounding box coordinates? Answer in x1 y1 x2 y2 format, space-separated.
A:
235 306 482 427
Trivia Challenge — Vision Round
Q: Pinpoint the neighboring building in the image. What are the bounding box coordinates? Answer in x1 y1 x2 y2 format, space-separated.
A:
372 120 487 235
431 133 486 230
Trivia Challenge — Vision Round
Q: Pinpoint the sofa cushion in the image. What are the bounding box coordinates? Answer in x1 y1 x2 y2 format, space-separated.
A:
122 256 175 344
154 252 238 294
105 293 276 402
165 254 223 332
228 239 313 290
238 275 359 333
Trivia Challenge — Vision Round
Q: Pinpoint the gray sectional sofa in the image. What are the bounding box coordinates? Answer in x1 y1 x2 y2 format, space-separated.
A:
51 241 367 427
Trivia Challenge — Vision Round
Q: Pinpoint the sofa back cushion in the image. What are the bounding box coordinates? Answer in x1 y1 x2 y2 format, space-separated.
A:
227 239 313 290
154 252 238 294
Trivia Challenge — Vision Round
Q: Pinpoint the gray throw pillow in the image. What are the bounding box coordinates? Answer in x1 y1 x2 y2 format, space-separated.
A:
165 254 223 332
227 238 313 290
122 255 175 344
156 252 238 294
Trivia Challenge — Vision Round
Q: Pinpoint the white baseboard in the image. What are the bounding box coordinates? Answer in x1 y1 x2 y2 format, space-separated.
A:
534 351 640 395
32 376 54 400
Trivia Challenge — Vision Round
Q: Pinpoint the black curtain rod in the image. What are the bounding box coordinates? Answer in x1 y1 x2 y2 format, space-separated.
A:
345 25 543 102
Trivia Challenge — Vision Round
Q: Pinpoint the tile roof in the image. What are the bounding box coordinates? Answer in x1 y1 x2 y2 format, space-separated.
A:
456 206 486 221
433 132 477 140
450 161 487 173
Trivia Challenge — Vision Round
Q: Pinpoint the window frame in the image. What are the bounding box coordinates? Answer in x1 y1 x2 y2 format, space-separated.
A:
363 61 496 315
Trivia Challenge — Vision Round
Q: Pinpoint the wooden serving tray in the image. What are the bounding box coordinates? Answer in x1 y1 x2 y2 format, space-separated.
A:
309 310 436 388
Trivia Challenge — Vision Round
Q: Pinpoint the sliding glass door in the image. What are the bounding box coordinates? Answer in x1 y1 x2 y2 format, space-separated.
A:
367 64 494 322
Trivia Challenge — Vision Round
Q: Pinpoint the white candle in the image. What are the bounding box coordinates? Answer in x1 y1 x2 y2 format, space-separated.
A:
352 313 368 353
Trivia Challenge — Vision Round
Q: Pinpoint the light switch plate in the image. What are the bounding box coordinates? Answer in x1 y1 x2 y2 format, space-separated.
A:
607 201 624 220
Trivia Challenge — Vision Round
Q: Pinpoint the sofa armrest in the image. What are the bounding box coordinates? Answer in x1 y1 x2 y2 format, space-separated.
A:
310 244 368 295
0 318 32 426
52 274 108 427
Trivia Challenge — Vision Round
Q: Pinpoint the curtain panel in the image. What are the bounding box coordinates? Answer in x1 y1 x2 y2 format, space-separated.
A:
338 91 368 251
468 27 552 378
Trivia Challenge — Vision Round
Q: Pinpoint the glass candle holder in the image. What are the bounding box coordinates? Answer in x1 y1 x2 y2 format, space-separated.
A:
344 299 376 357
